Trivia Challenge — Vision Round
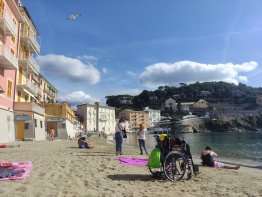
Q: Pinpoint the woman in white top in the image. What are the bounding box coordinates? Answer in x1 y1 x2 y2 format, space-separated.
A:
137 124 148 155
115 118 125 156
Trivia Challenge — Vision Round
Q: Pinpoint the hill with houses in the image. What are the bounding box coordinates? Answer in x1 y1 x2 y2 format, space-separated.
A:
106 82 262 132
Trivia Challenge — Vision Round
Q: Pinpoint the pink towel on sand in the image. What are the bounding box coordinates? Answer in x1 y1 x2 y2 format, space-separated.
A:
0 162 32 181
117 157 148 166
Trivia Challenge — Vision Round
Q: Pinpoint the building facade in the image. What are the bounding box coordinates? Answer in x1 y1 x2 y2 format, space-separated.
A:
164 98 177 111
45 103 78 139
118 109 149 130
77 102 115 135
38 74 58 104
14 101 45 140
0 0 22 143
144 107 161 128
256 95 262 107
13 5 46 141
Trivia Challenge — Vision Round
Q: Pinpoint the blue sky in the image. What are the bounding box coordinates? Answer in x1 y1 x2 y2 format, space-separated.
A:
21 0 262 106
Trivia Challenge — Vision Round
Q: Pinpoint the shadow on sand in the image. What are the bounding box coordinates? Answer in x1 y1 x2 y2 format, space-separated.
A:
107 174 155 182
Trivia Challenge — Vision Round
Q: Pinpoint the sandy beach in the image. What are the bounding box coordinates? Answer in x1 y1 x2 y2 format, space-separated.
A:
0 135 262 197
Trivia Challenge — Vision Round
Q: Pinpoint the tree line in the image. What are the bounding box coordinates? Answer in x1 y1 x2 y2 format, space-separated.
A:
106 81 262 110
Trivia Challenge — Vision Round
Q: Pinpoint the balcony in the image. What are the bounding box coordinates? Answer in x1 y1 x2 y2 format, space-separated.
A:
0 45 18 69
14 102 45 116
20 31 40 54
19 56 40 74
0 10 18 36
17 78 38 95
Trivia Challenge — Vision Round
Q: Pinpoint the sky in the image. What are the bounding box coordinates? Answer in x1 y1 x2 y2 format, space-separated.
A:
21 0 262 106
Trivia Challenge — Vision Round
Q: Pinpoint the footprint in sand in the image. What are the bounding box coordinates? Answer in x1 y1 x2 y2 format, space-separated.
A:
39 172 46 177
16 186 27 192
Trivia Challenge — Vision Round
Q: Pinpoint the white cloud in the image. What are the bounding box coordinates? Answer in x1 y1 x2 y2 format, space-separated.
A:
139 61 257 87
58 91 98 107
126 70 137 77
114 88 142 96
102 67 107 74
38 54 101 84
77 55 98 65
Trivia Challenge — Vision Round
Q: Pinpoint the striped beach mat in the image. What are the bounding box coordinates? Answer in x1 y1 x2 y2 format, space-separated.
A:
0 162 32 181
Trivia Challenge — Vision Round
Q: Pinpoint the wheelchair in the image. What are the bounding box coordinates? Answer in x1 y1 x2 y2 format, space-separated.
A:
148 134 199 182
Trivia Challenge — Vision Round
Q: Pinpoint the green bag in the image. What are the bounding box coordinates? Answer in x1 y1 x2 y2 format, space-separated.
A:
147 148 161 168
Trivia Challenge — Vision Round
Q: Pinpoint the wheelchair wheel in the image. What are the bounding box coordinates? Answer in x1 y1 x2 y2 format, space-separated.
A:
163 151 186 182
149 166 160 175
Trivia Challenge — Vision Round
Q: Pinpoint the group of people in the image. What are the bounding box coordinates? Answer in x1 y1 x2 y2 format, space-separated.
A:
114 118 148 156
114 118 240 170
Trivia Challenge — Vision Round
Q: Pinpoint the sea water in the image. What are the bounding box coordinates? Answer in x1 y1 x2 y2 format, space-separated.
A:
121 132 262 168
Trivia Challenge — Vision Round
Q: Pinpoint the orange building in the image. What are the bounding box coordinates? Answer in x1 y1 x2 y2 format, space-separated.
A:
118 109 149 131
45 103 77 139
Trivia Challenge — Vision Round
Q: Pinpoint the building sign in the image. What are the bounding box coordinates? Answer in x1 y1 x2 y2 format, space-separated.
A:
47 118 64 122
16 115 29 121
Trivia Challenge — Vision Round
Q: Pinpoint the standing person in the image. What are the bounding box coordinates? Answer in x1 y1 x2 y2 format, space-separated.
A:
50 128 55 141
201 146 240 169
137 124 148 155
115 118 125 156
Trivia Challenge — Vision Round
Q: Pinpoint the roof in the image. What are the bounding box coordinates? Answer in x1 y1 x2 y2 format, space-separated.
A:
19 6 39 35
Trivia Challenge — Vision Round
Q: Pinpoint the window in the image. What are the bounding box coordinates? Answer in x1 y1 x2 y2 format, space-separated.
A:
40 121 43 128
10 48 15 55
25 123 29 130
34 119 37 127
11 36 15 43
7 80 12 98
17 91 21 102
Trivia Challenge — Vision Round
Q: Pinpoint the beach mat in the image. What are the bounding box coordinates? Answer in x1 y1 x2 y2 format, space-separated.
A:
117 157 148 166
0 162 32 181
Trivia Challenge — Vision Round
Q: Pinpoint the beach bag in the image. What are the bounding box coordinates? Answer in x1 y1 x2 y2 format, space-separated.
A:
122 128 127 138
147 148 161 168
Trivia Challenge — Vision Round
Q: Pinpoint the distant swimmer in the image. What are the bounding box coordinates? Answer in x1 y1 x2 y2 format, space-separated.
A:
67 13 81 20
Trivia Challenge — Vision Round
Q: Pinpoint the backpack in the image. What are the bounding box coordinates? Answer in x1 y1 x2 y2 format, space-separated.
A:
147 148 161 168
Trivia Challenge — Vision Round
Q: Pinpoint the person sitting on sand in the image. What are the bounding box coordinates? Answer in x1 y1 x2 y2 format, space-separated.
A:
0 144 20 148
201 146 240 170
78 137 93 149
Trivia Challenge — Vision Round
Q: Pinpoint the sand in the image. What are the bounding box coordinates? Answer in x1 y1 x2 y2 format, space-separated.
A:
0 135 262 197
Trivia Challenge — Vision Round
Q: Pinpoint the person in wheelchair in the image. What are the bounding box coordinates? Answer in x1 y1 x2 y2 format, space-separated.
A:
201 146 240 170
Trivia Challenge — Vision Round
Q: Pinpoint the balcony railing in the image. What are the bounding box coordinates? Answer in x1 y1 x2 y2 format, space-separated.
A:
20 31 40 54
14 102 45 116
0 10 18 36
28 56 40 73
19 56 40 73
0 45 18 69
17 78 38 95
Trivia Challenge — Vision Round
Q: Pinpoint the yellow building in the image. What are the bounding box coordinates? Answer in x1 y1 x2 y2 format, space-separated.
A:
39 74 58 104
118 109 149 130
45 103 77 139
13 5 46 141
16 5 40 103
192 99 208 109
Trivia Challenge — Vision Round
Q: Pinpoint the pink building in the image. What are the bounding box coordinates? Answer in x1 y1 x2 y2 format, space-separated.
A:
0 0 22 143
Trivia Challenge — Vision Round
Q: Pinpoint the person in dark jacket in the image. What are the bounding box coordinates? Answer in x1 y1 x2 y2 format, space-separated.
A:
201 146 240 169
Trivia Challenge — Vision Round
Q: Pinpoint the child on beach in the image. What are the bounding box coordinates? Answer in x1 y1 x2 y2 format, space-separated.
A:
49 128 55 141
201 146 240 170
